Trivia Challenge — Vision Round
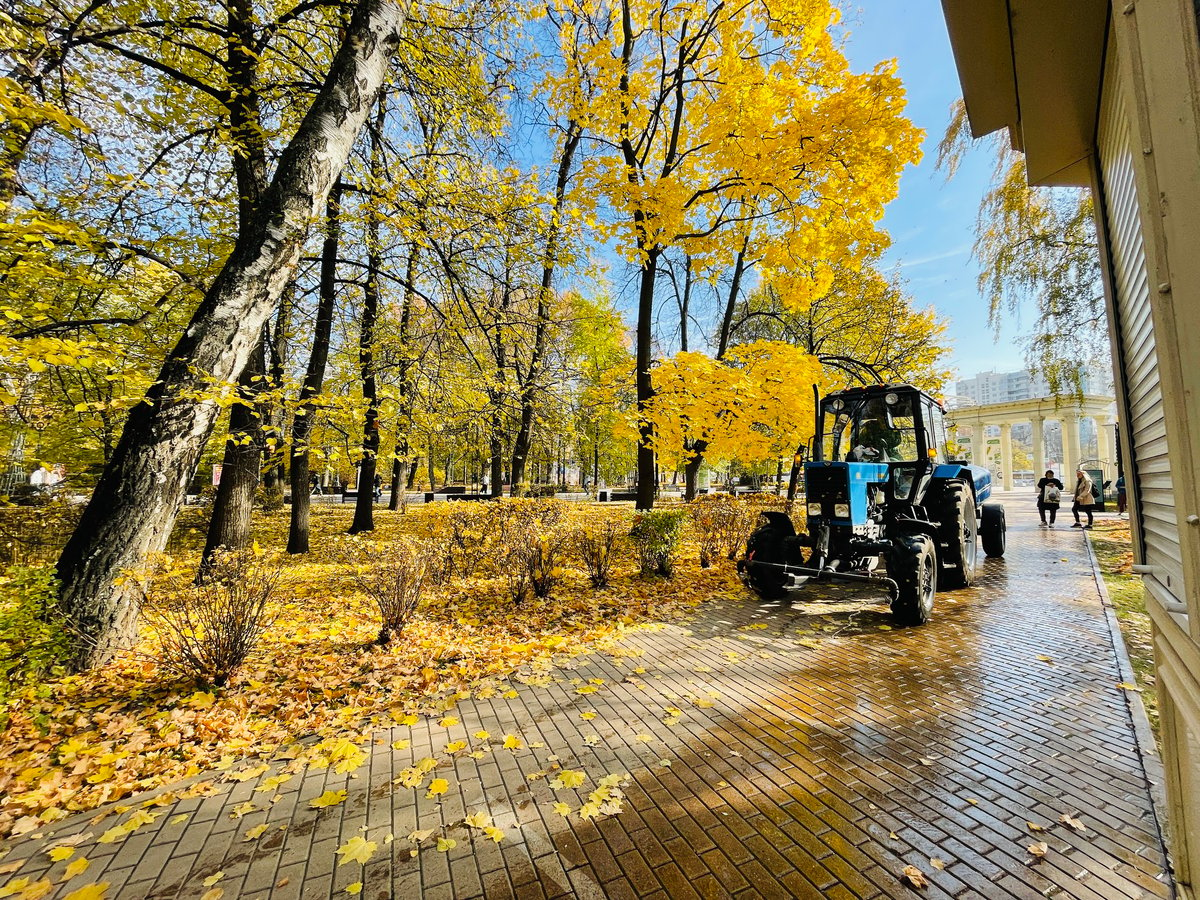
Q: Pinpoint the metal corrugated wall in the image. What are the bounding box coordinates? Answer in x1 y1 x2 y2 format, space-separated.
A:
1097 46 1186 604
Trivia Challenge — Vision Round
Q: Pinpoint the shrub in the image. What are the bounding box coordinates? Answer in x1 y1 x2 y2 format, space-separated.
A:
492 500 568 602
573 516 624 588
523 528 568 601
147 547 283 688
689 496 738 567
343 538 429 644
630 508 688 578
0 566 69 720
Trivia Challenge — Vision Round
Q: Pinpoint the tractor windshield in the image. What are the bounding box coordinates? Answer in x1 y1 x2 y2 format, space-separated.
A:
822 394 922 463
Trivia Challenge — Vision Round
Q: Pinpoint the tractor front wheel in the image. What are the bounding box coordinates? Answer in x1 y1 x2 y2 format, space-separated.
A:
933 480 977 589
890 535 937 626
743 514 797 600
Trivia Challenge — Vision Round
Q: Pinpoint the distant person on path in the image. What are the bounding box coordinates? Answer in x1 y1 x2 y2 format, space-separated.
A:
373 472 383 501
1116 474 1127 516
1036 469 1064 527
1072 468 1095 529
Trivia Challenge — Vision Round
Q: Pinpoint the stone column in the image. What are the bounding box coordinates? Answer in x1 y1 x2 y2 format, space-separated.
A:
1096 418 1113 471
1031 416 1046 480
1064 413 1081 473
999 422 1014 491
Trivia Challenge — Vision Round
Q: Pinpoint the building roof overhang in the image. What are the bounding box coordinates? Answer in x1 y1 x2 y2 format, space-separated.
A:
939 0 1109 187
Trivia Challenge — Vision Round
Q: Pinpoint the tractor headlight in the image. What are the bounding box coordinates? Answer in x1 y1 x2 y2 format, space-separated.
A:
806 502 822 517
834 503 851 518
885 391 899 405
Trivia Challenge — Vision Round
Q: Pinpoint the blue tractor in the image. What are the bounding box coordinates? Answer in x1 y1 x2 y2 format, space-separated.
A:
737 383 1006 625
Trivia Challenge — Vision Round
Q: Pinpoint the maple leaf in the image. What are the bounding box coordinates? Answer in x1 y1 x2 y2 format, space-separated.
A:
929 857 945 871
482 826 504 843
310 791 347 809
900 865 928 888
474 730 490 740
336 837 377 866
502 735 523 750
48 847 75 862
407 829 435 843
229 764 269 782
1028 841 1049 860
64 858 90 880
438 716 458 727
550 770 585 790
426 779 449 798
200 890 224 900
345 884 362 895
1060 813 1086 831
552 802 571 817
169 815 189 825
13 879 52 900
443 741 467 754
63 885 109 900
391 740 411 751
463 812 492 829
255 775 292 792
244 824 269 841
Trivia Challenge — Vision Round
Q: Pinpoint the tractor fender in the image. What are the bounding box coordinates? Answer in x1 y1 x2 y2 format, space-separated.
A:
932 464 992 506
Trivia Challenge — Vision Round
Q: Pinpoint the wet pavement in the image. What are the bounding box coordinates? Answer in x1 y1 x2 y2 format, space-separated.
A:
0 494 1172 898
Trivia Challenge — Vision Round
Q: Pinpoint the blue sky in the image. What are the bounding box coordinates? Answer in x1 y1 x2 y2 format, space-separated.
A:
839 0 1031 385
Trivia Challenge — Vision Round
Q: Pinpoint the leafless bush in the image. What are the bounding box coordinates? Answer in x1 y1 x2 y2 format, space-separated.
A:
147 547 283 687
573 517 623 588
689 496 736 567
342 538 429 644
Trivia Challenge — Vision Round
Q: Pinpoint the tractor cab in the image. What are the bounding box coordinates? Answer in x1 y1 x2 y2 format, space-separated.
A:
813 385 956 521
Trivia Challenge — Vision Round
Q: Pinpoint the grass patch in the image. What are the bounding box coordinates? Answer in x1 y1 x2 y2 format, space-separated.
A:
1089 517 1159 744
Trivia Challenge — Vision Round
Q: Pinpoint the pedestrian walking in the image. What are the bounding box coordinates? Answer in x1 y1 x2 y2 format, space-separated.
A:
1036 469 1064 527
1072 468 1095 528
1116 474 1127 516
373 472 383 502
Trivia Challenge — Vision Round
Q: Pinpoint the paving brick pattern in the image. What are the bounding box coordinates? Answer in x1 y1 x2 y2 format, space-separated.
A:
0 498 1171 898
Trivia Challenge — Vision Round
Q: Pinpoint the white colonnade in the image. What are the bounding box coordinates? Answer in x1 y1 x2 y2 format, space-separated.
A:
946 395 1118 492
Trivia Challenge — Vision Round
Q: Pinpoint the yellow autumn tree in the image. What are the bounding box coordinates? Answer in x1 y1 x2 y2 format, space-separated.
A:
546 0 923 506
639 341 827 478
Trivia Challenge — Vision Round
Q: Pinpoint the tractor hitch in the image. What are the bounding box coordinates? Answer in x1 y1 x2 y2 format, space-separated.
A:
737 557 900 599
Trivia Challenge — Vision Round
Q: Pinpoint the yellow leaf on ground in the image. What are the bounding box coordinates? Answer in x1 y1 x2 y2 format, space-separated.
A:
336 837 376 866
443 741 466 754
243 824 268 841
63 885 109 900
552 802 571 817
310 790 348 809
64 858 90 880
929 857 946 871
435 838 456 852
463 812 492 829
438 716 458 727
200 890 223 900
15 879 52 899
1060 813 1086 832
48 847 75 862
407 829 434 844
344 884 362 895
169 814 188 825
900 865 928 888
391 740 411 751
482 827 504 843
1028 841 1049 859
474 730 490 740
426 779 449 798
550 770 585 790
202 873 224 887
502 735 523 750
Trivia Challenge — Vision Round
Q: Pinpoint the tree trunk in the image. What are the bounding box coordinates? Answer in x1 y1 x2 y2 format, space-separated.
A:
349 99 386 534
510 120 582 491
635 247 660 509
200 0 273 562
260 283 295 510
202 336 267 564
684 449 704 501
288 182 342 553
387 247 417 511
55 0 406 670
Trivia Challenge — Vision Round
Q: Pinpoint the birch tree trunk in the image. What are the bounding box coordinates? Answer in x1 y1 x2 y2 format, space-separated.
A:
55 0 407 670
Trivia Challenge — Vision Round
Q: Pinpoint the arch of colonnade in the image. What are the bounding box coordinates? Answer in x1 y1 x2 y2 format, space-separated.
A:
946 395 1118 492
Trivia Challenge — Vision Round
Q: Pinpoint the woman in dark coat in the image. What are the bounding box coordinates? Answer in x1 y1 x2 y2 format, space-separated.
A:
1036 469 1064 527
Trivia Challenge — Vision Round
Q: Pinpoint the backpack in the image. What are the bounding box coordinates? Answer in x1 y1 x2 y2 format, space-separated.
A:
1043 484 1061 504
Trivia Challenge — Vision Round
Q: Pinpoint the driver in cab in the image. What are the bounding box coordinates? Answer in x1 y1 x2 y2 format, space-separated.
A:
850 417 900 462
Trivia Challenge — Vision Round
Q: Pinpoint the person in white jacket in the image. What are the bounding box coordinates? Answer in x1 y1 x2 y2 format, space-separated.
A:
1071 468 1095 529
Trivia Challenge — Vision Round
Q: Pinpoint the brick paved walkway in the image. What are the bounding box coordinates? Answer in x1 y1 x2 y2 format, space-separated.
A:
0 497 1172 898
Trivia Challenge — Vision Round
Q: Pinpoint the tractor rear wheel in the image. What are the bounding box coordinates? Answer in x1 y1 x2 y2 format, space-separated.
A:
890 535 937 626
933 481 977 589
980 503 1006 557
